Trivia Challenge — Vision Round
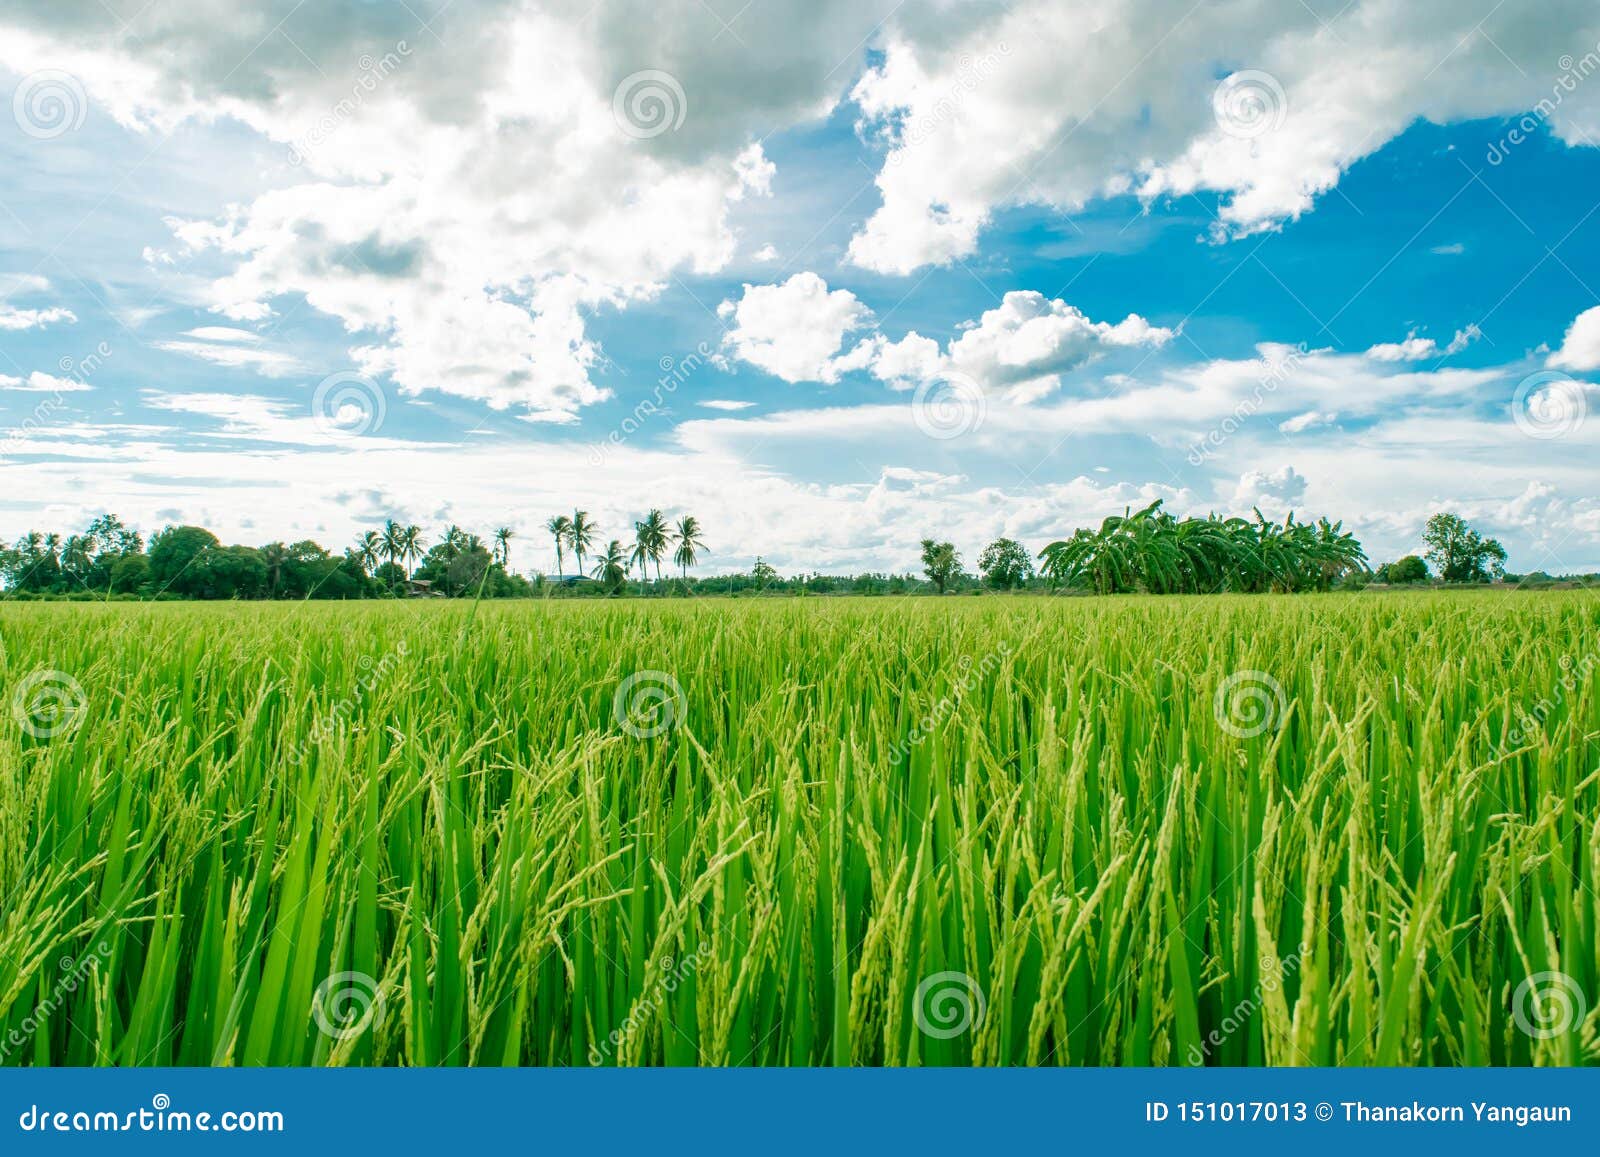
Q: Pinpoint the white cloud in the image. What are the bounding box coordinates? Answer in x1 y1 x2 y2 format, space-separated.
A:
720 278 1172 399
718 272 872 384
0 371 92 392
846 2 1600 273
154 339 301 375
752 244 778 262
1549 305 1600 371
1279 410 1337 434
1366 325 1481 362
699 399 756 411
0 305 77 331
1232 465 1308 512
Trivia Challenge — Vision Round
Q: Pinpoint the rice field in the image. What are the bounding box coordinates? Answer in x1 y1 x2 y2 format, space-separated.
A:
0 591 1596 1067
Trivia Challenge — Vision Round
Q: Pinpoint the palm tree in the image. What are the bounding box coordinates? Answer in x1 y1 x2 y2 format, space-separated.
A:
635 509 670 585
402 525 425 578
493 526 514 570
672 514 706 581
591 539 628 595
380 520 403 574
547 515 572 578
354 530 381 575
262 541 290 597
569 510 596 580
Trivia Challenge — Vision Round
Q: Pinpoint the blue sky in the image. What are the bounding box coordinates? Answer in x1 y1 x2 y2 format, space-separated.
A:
1 1 1598 575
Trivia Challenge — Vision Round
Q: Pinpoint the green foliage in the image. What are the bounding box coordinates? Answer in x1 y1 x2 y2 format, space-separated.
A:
1037 501 1367 594
1423 513 1507 583
919 538 962 594
1376 555 1430 584
977 537 1033 589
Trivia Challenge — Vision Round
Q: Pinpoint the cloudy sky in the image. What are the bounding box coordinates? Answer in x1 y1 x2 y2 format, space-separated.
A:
2 0 1599 576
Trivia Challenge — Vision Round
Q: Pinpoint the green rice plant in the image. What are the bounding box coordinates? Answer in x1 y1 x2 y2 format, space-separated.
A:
0 591 1595 1066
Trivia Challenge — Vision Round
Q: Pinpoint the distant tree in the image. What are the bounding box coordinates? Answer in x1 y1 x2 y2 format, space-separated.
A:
977 537 1032 589
148 526 221 597
752 557 778 588
569 511 596 579
673 515 706 581
920 538 962 594
591 539 629 595
1422 513 1506 583
1376 555 1429 584
353 531 381 576
546 515 572 578
493 526 515 570
110 552 150 594
447 543 492 595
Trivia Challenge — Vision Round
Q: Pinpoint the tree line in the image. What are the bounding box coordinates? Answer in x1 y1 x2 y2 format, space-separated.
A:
0 504 1570 602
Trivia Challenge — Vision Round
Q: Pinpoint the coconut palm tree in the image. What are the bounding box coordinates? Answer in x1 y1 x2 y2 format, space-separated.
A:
547 515 572 578
493 526 514 570
591 539 628 595
380 520 404 574
401 525 425 579
353 530 381 575
634 509 670 585
569 510 596 579
672 514 706 581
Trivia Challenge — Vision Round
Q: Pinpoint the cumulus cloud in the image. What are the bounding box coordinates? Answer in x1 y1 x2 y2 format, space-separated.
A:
1366 325 1481 361
717 273 873 384
1548 305 1600 371
719 277 1172 399
847 1 1600 272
